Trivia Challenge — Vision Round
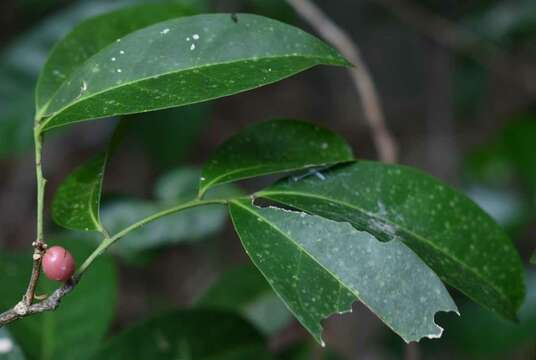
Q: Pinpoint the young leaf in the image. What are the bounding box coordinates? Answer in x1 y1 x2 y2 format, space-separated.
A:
257 161 525 320
199 119 353 197
229 199 458 344
0 239 117 360
0 329 25 360
52 122 125 232
196 265 292 335
36 14 349 130
36 2 196 112
92 309 272 360
52 154 107 232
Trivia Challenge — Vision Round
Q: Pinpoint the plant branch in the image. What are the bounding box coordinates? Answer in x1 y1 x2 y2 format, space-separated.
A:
21 126 48 308
0 279 77 327
0 197 228 327
77 198 227 276
372 0 536 97
287 0 398 163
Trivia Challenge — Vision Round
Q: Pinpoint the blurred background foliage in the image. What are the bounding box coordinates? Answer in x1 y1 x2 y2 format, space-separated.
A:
0 0 534 359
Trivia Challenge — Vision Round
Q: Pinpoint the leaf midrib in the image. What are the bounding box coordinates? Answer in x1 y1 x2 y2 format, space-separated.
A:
34 3 195 111
201 158 352 195
230 199 410 341
257 189 513 310
88 173 102 231
38 53 340 131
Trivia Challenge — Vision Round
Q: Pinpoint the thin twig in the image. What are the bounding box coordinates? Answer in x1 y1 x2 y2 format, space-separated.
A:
21 127 48 307
0 198 228 327
287 0 398 163
0 278 78 327
372 0 536 97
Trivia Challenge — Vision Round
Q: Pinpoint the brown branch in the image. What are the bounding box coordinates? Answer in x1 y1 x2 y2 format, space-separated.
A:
0 277 78 327
22 241 47 306
287 0 399 163
372 0 536 97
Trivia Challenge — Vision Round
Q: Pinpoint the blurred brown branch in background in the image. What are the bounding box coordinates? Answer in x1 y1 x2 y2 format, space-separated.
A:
287 0 399 163
0 279 76 327
372 0 536 97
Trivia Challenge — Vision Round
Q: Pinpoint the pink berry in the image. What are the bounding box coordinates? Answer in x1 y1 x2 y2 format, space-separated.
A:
42 246 76 282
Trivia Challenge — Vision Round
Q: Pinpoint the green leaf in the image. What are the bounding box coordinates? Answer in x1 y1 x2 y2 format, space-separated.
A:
229 199 458 344
92 309 272 360
36 14 349 130
199 119 353 196
0 329 25 360
52 154 107 232
531 252 535 265
36 2 196 112
0 0 197 157
197 265 292 335
52 122 125 232
258 161 525 320
0 239 117 360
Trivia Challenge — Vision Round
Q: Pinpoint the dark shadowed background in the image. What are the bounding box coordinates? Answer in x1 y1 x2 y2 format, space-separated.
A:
0 0 535 359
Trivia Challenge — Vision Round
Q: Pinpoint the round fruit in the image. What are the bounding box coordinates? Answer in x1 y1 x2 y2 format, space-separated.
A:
42 246 76 282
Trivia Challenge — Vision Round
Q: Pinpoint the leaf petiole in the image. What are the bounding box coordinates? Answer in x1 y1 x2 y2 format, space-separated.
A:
76 198 228 276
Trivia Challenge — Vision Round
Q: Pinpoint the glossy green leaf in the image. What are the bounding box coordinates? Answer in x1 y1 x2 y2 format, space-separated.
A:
52 154 107 232
0 329 25 360
92 309 272 360
0 239 117 360
258 161 525 320
229 199 458 344
199 119 353 196
197 264 292 335
36 2 195 112
52 122 126 232
0 0 197 157
36 14 349 130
